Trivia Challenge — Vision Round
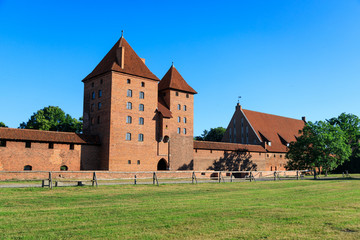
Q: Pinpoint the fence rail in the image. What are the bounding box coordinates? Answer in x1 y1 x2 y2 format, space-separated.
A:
0 170 313 188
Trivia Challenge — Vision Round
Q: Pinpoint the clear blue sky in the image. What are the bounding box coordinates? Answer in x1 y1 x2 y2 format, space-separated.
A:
1 0 359 136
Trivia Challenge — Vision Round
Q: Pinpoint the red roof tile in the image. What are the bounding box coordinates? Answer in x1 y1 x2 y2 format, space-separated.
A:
158 65 197 94
157 96 172 118
83 37 159 81
0 128 100 145
242 109 305 152
194 140 266 152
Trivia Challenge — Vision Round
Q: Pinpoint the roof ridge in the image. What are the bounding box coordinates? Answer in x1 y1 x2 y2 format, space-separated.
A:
1 127 81 135
243 109 303 121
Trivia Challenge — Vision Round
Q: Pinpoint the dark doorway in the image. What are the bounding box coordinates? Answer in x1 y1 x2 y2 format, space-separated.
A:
157 159 167 170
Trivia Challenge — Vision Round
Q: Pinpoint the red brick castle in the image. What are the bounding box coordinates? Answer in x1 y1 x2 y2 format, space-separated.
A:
0 36 305 172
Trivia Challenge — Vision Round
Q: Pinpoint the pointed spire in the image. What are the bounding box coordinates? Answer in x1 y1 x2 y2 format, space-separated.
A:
121 30 124 38
158 64 197 94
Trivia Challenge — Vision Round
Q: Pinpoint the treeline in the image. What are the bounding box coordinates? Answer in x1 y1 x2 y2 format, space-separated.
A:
0 106 82 133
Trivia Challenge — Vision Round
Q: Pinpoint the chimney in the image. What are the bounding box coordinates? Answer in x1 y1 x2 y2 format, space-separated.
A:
140 58 145 64
302 116 306 122
236 103 242 111
116 46 125 68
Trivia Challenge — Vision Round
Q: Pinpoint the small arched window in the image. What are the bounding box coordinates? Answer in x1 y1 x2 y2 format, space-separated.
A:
138 133 144 142
184 105 187 111
139 91 144 99
24 165 32 171
60 165 68 171
139 104 144 111
127 89 132 97
139 117 144 125
127 102 132 109
126 116 132 124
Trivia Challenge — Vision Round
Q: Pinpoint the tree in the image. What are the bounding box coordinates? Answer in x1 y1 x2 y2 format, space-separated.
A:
0 122 7 128
327 113 360 173
195 127 226 142
19 106 83 133
286 121 352 174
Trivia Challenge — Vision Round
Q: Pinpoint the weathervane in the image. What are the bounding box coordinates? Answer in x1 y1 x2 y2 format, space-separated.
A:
121 30 124 37
238 96 241 104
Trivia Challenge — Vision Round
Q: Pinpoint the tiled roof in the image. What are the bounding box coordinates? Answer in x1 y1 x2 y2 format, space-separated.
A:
158 65 197 94
157 96 172 118
194 140 266 152
83 37 159 81
243 109 305 152
0 128 100 145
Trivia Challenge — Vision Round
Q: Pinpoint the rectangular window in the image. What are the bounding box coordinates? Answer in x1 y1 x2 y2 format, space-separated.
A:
48 143 54 149
98 102 102 110
127 79 131 84
141 82 145 87
25 141 31 148
91 117 94 125
70 143 74 150
128 160 131 164
176 92 179 96
177 104 181 110
92 91 95 99
126 133 131 141
177 116 181 122
127 102 132 109
183 128 187 134
98 90 102 98
127 89 132 97
91 103 94 112
177 128 181 134
184 117 187 123
186 93 189 98
139 91 144 99
184 105 187 111
139 117 144 125
126 116 132 124
91 82 94 87
0 140 6 147
138 134 144 142
139 104 144 111
97 116 101 124
137 160 140 165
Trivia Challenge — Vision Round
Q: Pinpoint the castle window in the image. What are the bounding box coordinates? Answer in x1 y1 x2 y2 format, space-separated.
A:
127 79 131 84
98 102 102 110
177 128 181 134
100 79 103 84
183 128 187 134
176 92 179 96
91 103 94 112
24 165 32 171
139 104 144 111
259 153 261 156
186 94 189 98
280 155 282 158
184 105 187 111
126 133 131 141
141 82 145 87
241 118 244 127
91 117 94 125
177 104 181 110
127 89 132 97
0 140 6 147
97 116 100 124
92 92 95 99
128 160 131 164
177 117 181 123
126 116 132 124
98 90 102 98
139 117 144 125
137 160 140 165
70 144 74 150
48 143 54 149
139 91 144 99
138 134 144 142
60 165 68 171
91 82 94 87
127 102 132 109
184 117 187 123
25 141 31 148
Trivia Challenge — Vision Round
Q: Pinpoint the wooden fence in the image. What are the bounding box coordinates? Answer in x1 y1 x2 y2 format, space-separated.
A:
0 170 312 188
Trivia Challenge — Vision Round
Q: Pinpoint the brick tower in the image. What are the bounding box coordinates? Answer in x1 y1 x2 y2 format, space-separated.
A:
82 36 160 170
157 64 197 170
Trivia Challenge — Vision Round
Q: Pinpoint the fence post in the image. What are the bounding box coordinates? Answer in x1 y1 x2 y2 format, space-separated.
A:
218 172 222 183
49 172 52 189
92 172 98 187
314 169 317 179
134 175 137 185
230 173 233 183
153 172 155 185
274 171 277 181
346 170 349 177
153 172 159 186
296 171 299 180
250 172 252 182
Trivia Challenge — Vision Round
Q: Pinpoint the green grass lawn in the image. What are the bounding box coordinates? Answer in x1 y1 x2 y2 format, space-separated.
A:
1 180 359 239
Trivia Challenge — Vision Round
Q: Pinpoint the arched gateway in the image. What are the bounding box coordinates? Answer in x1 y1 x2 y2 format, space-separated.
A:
157 158 167 170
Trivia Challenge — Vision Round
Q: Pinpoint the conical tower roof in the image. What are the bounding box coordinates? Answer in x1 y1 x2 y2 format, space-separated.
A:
83 37 159 81
158 65 197 94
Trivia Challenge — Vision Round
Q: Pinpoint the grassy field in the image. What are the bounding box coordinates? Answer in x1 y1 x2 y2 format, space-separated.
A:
0 179 359 239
